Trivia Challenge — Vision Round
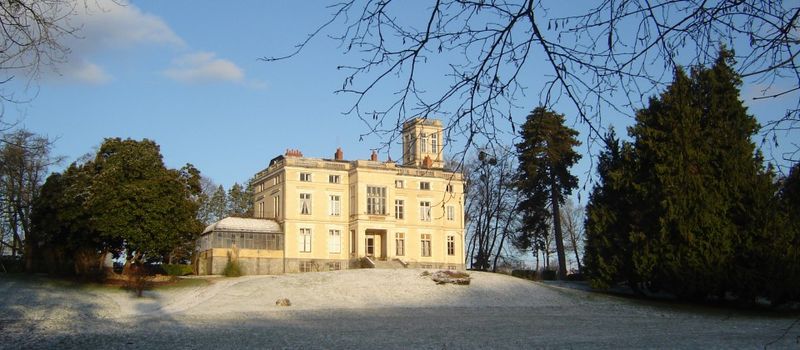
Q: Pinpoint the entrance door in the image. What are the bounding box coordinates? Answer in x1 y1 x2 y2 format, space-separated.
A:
365 236 375 257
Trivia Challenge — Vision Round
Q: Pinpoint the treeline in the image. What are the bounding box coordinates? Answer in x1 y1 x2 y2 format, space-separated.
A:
583 50 800 304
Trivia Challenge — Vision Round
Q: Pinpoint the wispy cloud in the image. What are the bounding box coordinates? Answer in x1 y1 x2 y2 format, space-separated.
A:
163 52 245 84
44 0 183 84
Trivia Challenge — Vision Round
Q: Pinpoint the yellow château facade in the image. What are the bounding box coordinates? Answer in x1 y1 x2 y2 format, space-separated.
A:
199 118 464 274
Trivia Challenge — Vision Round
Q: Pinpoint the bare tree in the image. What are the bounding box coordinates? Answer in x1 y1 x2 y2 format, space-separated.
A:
266 1 800 167
0 129 62 270
0 0 79 105
560 197 584 273
465 145 521 271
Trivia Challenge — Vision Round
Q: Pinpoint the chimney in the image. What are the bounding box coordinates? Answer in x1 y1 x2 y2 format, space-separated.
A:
335 147 343 160
423 155 433 168
285 149 303 157
370 150 378 161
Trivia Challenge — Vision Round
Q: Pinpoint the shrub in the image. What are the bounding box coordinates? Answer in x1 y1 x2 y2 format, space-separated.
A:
162 264 193 276
565 273 585 281
541 269 557 281
125 264 152 297
223 260 243 277
511 269 538 281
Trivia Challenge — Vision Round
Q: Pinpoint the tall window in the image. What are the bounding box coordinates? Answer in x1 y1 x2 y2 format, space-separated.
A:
395 199 404 219
367 186 387 215
329 175 340 184
421 132 428 152
350 230 356 253
300 193 312 215
447 235 455 256
420 201 431 221
446 205 455 221
329 195 341 216
300 173 311 182
421 234 431 257
446 184 453 193
431 134 438 153
258 202 264 218
273 195 281 218
299 228 312 252
419 181 431 190
328 229 341 253
395 232 405 256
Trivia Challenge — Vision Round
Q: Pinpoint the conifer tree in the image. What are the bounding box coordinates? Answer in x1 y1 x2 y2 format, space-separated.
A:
586 48 781 300
515 107 581 279
583 129 642 289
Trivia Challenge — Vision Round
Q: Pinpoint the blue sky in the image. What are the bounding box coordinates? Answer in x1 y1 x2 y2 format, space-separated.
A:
5 1 795 196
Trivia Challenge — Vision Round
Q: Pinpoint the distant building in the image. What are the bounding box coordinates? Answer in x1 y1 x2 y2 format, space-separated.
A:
198 118 465 274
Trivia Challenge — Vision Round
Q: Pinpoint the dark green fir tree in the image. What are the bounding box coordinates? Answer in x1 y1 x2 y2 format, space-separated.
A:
515 107 581 279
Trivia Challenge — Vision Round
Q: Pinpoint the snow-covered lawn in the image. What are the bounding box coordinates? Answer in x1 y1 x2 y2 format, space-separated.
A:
1 269 797 349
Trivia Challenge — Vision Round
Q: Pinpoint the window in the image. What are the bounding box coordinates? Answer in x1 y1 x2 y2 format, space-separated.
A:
273 176 279 185
273 196 281 218
420 201 431 221
329 175 340 184
300 173 311 182
350 230 356 253
395 180 404 188
446 184 453 193
300 193 311 215
431 134 438 153
299 261 314 272
395 199 404 219
395 232 405 256
265 233 281 250
421 132 428 152
258 202 264 218
366 186 387 215
421 234 431 257
419 181 431 190
447 235 455 256
299 228 312 252
329 195 341 216
446 205 455 221
328 229 341 253
327 262 341 271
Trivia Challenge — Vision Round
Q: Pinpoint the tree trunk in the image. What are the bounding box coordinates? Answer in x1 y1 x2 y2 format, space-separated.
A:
551 172 568 280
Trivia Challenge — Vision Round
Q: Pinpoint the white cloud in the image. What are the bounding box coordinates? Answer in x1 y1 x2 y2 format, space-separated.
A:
163 52 245 84
68 0 185 50
61 61 112 84
44 0 184 84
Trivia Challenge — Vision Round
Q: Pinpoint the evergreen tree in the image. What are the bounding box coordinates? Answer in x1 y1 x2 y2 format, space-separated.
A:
762 163 800 303
585 48 784 301
515 107 581 279
208 185 228 222
31 138 203 273
583 129 642 290
227 180 253 217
